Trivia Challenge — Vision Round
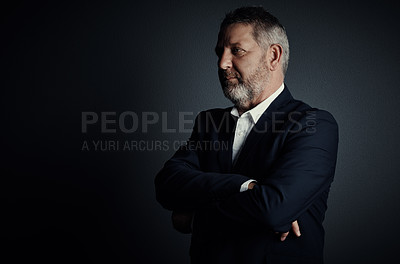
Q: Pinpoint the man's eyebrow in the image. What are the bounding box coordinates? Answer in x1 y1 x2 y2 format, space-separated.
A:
228 42 242 46
215 42 243 50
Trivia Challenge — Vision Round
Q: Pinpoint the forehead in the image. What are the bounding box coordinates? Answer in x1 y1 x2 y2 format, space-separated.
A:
217 23 256 47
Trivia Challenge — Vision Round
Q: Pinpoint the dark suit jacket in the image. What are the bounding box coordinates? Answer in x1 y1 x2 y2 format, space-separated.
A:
155 86 339 264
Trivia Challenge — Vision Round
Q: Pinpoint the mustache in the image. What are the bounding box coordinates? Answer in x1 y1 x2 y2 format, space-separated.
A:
219 69 240 80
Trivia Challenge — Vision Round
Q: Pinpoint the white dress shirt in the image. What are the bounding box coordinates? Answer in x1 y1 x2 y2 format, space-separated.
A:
230 83 285 192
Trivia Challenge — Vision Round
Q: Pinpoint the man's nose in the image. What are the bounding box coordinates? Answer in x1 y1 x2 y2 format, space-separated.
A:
218 50 232 70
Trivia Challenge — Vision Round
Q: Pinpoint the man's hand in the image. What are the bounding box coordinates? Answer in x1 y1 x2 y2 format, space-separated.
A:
248 182 300 241
248 182 256 189
171 211 194 234
277 220 301 241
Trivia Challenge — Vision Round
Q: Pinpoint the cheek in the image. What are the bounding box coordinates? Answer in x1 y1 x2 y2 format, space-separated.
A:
233 57 257 76
235 65 253 79
232 62 249 77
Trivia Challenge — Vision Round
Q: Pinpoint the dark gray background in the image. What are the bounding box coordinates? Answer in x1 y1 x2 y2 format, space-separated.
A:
2 0 399 263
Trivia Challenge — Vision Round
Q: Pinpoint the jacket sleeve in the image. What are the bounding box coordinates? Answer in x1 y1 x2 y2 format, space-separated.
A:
154 111 250 211
215 110 339 232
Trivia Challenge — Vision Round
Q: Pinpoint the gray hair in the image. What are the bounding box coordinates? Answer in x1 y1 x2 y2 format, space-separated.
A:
219 6 290 75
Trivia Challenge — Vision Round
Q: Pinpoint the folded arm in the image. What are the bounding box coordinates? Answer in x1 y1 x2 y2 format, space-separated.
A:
215 110 338 232
155 112 250 211
155 110 338 233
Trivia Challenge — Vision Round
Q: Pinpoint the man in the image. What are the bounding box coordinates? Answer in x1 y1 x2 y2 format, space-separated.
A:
155 6 338 264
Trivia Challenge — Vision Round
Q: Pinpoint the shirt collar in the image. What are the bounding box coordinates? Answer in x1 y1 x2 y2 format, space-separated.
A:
230 83 285 123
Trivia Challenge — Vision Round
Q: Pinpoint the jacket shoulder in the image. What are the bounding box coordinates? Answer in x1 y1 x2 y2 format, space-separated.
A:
288 99 337 125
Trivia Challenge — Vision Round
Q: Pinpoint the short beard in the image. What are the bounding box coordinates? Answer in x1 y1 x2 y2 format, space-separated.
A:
222 82 257 110
221 60 269 112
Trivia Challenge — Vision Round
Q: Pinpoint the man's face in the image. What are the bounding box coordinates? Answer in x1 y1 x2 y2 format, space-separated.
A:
216 23 270 110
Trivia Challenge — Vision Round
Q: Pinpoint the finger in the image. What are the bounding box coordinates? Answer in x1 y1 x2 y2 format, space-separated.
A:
292 220 301 237
280 231 289 241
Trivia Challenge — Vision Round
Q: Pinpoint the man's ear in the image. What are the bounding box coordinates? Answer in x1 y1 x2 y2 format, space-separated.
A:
267 44 283 71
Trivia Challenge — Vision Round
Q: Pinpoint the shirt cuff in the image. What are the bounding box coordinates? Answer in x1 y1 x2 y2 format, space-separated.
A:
240 179 256 192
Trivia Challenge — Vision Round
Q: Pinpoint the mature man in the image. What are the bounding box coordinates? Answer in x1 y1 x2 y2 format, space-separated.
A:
155 6 338 264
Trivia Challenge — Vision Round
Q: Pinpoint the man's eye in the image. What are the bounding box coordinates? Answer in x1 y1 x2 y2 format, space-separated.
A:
232 48 245 55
